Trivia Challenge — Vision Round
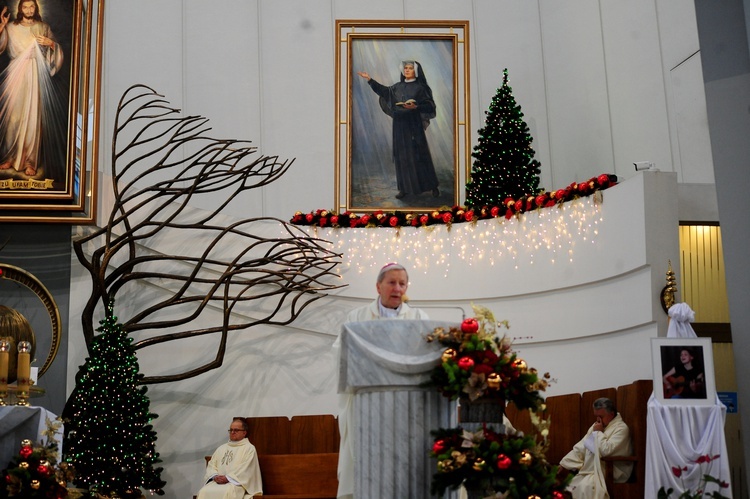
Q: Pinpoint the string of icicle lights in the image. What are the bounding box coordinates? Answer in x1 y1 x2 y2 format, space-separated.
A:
304 197 604 279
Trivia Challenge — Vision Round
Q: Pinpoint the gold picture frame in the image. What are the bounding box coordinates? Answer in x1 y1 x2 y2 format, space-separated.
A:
0 0 103 224
335 20 470 213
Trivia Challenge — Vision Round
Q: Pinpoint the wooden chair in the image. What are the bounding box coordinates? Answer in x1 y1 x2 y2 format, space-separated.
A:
602 379 652 499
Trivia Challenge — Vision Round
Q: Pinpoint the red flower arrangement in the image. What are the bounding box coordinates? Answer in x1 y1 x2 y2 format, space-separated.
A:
429 425 571 498
290 174 617 229
423 304 550 411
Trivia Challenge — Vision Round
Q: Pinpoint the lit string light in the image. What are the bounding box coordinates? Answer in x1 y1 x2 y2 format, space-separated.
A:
301 197 603 278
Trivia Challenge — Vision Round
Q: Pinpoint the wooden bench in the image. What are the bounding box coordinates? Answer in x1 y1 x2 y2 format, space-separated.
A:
505 379 652 499
199 415 340 499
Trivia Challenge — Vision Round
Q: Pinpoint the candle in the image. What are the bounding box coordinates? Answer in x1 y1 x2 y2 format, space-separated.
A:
16 340 31 395
0 338 9 391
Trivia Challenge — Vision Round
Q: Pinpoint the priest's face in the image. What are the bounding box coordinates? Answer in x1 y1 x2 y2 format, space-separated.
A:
593 407 615 428
376 269 408 309
228 421 247 441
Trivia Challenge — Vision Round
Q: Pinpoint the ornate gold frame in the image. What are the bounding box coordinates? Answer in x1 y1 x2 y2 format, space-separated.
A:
0 264 62 378
0 0 104 224
335 20 470 213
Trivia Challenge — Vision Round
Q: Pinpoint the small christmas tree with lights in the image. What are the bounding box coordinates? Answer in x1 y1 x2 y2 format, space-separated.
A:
63 304 166 497
465 68 542 208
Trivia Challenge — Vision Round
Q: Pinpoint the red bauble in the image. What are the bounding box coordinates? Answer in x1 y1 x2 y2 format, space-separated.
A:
420 215 429 225
461 318 479 335
442 213 452 224
490 206 500 217
432 439 447 454
19 446 33 459
389 216 399 227
457 356 475 370
535 194 546 207
360 215 370 225
597 173 610 187
330 215 339 226
37 464 50 476
555 189 566 201
496 454 512 470
464 210 474 222
305 213 314 223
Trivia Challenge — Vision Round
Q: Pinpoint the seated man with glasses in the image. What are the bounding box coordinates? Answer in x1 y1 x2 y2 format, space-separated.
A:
197 417 263 499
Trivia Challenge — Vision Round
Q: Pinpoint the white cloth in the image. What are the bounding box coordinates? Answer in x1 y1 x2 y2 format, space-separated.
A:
0 21 63 172
667 303 698 338
560 413 633 499
197 438 262 499
336 301 428 499
345 299 429 323
645 395 732 497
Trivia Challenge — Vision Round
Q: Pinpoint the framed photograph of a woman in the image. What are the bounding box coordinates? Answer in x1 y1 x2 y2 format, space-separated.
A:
0 0 103 223
335 20 470 213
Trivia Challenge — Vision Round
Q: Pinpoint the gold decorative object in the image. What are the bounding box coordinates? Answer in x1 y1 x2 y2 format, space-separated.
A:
513 359 527 372
519 450 533 466
442 348 457 363
487 372 501 389
660 260 678 313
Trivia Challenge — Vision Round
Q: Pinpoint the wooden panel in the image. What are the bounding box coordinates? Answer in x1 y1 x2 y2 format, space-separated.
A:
609 379 652 499
290 415 340 454
504 403 533 436
257 453 339 498
245 416 292 455
544 393 582 464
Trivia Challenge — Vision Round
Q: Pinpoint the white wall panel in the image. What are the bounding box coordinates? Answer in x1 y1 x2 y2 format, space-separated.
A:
600 1 673 178
656 0 701 70
670 55 715 184
539 0 614 182
472 1 552 190
257 0 337 217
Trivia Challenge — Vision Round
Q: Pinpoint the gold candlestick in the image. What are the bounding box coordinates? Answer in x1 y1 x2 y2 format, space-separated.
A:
16 340 31 406
0 338 9 406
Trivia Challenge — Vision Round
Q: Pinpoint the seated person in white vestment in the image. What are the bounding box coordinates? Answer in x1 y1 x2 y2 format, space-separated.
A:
197 418 263 499
336 262 428 499
559 397 633 499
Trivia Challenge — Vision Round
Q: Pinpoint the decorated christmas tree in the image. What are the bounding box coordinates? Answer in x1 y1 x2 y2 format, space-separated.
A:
63 304 166 497
465 68 542 208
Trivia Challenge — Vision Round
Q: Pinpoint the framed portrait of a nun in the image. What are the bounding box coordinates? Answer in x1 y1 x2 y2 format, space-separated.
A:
335 20 470 213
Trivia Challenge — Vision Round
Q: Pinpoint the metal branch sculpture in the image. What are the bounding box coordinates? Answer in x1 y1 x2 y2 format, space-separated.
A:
74 84 343 384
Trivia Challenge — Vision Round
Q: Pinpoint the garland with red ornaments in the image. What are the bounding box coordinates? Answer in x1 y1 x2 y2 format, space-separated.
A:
290 174 616 229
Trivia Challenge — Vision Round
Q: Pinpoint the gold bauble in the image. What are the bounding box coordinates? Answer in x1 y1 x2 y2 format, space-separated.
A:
473 458 486 471
19 462 29 469
528 496 542 499
30 480 40 490
513 359 527 372
487 372 501 389
519 450 533 466
442 348 457 362
20 439 33 447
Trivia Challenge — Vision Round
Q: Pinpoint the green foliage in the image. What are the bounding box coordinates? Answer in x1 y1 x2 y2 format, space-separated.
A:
63 306 165 497
465 68 541 208
429 426 570 498
1 439 71 499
